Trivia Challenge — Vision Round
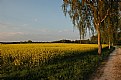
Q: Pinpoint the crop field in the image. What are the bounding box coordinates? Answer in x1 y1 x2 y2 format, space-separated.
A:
0 43 114 79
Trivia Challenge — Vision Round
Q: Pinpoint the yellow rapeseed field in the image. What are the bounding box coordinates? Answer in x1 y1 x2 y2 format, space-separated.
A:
0 43 107 66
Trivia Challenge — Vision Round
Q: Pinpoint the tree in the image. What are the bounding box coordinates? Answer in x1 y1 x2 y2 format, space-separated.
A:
101 1 121 49
62 0 94 44
27 40 32 43
90 35 98 44
62 0 114 54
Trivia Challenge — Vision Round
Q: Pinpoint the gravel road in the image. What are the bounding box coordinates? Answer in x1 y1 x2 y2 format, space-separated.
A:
90 48 121 80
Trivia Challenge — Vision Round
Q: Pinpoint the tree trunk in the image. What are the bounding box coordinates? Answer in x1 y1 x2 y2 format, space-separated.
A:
79 30 82 44
97 29 102 55
80 40 81 44
112 43 113 46
108 38 111 49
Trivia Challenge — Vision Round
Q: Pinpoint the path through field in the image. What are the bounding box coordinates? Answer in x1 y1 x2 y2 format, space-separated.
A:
90 47 121 80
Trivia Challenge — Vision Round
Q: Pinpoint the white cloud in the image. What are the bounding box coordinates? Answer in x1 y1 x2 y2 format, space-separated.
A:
0 23 80 42
0 32 24 37
0 29 79 42
21 24 29 27
0 32 26 41
0 22 21 31
0 22 11 28
34 18 38 22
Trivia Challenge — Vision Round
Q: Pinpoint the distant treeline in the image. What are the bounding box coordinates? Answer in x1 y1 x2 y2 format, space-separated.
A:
51 39 90 44
0 40 121 44
0 32 121 45
0 39 121 45
0 39 90 44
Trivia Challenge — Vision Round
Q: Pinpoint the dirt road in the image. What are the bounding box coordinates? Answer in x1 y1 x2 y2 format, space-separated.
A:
90 48 121 80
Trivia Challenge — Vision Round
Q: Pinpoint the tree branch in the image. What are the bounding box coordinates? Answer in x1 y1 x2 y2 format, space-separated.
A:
86 2 98 24
100 8 110 23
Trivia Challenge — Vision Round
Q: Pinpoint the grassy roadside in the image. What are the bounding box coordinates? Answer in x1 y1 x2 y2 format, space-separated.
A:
1 46 115 80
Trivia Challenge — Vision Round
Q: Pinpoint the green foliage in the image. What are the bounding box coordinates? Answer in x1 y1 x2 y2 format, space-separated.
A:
62 0 94 39
27 40 32 43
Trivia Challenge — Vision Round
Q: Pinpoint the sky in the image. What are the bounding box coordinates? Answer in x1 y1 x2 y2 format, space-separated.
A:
0 0 82 42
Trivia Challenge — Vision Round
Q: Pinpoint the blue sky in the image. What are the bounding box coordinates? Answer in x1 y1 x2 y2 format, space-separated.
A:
0 0 81 42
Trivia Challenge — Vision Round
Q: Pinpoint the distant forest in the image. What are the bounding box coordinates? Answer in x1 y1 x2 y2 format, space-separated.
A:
1 32 121 45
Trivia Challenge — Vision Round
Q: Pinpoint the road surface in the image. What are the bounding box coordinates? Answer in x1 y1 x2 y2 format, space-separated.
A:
90 48 121 80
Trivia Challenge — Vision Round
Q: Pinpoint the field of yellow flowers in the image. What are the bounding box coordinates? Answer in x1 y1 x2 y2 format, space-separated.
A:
0 43 114 79
1 44 103 65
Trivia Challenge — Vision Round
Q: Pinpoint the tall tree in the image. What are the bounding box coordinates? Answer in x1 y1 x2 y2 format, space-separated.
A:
62 0 112 54
101 1 120 49
62 0 94 43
